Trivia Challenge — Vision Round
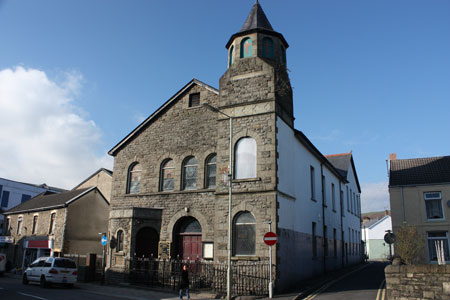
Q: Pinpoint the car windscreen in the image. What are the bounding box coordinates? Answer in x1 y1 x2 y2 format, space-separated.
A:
54 259 76 269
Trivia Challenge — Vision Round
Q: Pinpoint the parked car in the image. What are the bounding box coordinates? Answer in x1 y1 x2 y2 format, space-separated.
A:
22 257 77 288
0 253 6 275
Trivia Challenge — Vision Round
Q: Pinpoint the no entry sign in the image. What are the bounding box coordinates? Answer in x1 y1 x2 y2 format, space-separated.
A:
264 232 278 246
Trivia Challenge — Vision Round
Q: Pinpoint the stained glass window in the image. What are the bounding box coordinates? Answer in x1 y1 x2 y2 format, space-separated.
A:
206 154 216 189
240 37 252 58
235 137 257 179
127 163 142 194
182 156 198 190
233 211 256 256
161 159 175 191
180 218 202 233
262 37 274 59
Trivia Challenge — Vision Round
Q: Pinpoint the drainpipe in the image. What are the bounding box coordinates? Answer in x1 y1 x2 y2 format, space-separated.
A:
320 164 326 274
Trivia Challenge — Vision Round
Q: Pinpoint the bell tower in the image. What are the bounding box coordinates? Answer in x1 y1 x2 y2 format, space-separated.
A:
219 0 294 126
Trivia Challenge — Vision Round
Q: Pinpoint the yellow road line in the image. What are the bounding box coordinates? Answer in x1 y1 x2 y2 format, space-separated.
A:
376 279 386 300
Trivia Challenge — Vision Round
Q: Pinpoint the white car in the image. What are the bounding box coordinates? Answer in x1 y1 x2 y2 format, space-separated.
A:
22 257 77 288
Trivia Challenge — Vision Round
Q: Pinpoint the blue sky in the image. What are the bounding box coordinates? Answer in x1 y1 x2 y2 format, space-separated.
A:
0 0 449 212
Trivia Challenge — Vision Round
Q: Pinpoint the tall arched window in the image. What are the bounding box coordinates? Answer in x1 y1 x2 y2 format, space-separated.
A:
182 156 198 190
127 163 142 194
205 154 216 189
116 230 124 252
229 45 234 67
262 37 274 59
160 159 175 191
240 37 252 58
233 211 256 256
235 137 257 179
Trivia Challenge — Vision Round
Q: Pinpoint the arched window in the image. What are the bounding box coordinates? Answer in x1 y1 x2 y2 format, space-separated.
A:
240 37 252 58
116 230 124 252
233 211 256 255
127 163 142 194
229 45 234 67
205 154 216 189
262 37 274 59
281 45 286 65
160 159 175 191
234 137 257 179
182 156 198 190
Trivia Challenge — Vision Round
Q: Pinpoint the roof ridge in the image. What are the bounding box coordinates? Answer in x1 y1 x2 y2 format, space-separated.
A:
325 152 352 158
393 155 449 161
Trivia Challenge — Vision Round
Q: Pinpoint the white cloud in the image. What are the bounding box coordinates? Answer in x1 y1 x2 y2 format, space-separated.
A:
0 66 112 189
361 181 390 213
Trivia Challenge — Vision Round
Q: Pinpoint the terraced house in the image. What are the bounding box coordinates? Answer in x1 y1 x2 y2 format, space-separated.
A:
106 1 362 290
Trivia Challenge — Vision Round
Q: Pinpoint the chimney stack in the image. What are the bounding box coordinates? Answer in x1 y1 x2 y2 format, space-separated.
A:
389 153 397 161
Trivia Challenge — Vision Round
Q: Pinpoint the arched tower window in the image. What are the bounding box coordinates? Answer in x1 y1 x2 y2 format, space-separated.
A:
233 211 256 256
262 37 274 59
182 156 198 190
160 159 175 191
281 45 286 65
205 154 216 189
127 163 142 194
235 137 257 179
229 45 234 67
240 37 252 58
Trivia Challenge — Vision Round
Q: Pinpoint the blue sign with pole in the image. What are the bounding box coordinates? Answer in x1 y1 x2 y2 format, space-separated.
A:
101 235 107 246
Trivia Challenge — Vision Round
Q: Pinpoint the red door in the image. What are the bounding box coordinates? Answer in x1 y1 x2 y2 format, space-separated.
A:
181 234 202 260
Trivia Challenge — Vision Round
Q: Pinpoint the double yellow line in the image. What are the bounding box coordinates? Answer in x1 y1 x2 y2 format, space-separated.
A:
376 279 386 300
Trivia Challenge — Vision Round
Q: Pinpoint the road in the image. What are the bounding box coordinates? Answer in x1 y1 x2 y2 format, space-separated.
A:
302 261 387 300
0 275 181 300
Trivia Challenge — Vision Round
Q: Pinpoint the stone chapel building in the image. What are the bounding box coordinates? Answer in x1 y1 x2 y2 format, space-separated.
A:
106 1 362 290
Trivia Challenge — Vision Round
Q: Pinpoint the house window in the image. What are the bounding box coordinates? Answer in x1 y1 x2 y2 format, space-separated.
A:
233 211 256 256
310 166 315 200
427 232 449 262
127 163 142 194
229 45 234 67
21 194 31 203
322 176 326 206
235 137 257 179
340 190 344 216
348 228 352 254
5 218 10 235
353 192 356 215
17 216 23 235
331 183 336 211
49 213 56 234
324 226 328 257
205 154 216 189
117 230 124 252
1 190 10 208
333 228 337 257
424 192 444 220
189 93 200 107
32 215 38 234
312 222 317 258
262 37 274 59
347 187 350 212
182 156 198 190
160 159 175 191
240 37 252 58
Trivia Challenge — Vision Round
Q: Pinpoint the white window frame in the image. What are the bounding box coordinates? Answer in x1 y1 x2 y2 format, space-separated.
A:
331 183 336 212
310 166 316 200
424 192 445 221
427 231 450 262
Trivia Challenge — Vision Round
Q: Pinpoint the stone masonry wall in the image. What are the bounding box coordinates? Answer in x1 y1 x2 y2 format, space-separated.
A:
385 264 450 300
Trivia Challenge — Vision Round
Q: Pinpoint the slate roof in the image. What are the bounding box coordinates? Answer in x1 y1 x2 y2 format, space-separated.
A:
389 156 450 186
325 153 352 178
240 0 274 32
4 187 95 214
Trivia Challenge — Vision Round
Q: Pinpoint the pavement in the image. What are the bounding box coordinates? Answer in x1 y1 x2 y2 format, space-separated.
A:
1 262 382 300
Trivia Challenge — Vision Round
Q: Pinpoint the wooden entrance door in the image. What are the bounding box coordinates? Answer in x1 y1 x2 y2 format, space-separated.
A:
181 234 202 260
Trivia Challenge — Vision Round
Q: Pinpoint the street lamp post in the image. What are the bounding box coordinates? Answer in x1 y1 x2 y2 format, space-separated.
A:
203 103 233 300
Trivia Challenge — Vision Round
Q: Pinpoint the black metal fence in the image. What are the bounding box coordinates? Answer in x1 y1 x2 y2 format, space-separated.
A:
129 257 273 296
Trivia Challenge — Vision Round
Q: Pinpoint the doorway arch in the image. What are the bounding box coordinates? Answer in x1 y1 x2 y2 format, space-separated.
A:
135 227 159 258
173 217 202 260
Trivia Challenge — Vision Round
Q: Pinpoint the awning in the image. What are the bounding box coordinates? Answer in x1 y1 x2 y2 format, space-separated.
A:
26 240 50 248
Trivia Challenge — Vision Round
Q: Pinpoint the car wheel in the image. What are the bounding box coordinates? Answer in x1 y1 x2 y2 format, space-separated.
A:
40 275 47 288
22 274 29 285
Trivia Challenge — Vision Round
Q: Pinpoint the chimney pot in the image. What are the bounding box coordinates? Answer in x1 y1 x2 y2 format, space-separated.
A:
389 153 397 160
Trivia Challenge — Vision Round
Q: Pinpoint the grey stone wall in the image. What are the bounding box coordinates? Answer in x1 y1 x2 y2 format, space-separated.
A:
385 264 450 299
